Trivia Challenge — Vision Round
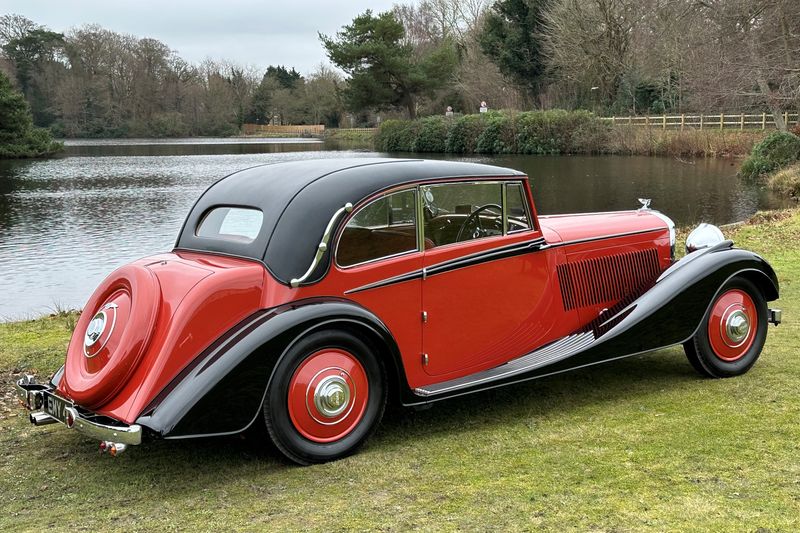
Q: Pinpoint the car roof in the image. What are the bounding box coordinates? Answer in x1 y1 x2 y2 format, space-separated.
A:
176 158 526 285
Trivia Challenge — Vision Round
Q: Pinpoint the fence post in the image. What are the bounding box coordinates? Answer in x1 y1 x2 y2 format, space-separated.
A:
762 113 767 130
699 113 704 130
628 115 633 126
784 111 789 128
720 113 724 130
645 115 650 127
680 114 685 131
663 114 667 130
740 114 744 130
612 116 616 126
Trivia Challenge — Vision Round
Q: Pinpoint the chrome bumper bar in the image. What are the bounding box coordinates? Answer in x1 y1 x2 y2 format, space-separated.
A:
15 375 142 446
769 308 782 326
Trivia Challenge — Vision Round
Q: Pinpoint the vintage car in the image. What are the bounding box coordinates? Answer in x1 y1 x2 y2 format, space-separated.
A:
16 158 782 464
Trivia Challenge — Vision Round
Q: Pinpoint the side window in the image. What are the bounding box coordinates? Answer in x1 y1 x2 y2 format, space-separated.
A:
506 182 532 232
337 189 418 267
196 207 263 243
421 182 503 247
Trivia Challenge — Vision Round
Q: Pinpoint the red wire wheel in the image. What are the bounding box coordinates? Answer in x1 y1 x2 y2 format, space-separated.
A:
684 276 768 378
263 329 387 465
706 289 757 362
61 265 160 409
287 348 369 443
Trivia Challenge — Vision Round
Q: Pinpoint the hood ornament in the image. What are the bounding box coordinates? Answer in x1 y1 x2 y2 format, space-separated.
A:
637 198 651 211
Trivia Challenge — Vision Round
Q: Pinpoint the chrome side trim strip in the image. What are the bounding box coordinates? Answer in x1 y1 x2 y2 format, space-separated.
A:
291 202 353 288
344 237 547 294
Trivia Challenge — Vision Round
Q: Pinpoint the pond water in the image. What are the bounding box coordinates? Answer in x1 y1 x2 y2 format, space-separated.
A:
0 138 789 319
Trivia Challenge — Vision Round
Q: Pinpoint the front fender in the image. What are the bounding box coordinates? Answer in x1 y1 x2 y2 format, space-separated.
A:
135 298 404 438
546 241 779 373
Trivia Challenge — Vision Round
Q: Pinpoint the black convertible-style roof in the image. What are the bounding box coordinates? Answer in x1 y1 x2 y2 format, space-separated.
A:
176 158 526 285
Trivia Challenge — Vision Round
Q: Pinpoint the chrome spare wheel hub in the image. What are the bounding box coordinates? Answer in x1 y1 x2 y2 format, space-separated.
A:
313 375 351 418
725 309 750 346
84 311 107 348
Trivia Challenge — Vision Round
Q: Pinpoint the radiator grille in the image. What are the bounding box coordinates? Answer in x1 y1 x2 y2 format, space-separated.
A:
557 248 661 311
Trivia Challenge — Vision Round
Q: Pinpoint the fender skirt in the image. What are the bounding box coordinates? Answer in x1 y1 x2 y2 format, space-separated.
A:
135 298 404 439
412 241 779 401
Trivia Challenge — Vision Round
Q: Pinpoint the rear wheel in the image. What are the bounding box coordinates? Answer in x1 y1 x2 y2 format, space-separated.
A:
263 330 386 465
684 276 767 378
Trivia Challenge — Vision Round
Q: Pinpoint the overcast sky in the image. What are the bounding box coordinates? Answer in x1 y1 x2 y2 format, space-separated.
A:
2 0 399 74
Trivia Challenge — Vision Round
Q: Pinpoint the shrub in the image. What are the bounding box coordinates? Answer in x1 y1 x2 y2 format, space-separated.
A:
445 114 486 154
739 131 800 179
412 116 451 152
375 120 418 152
766 163 800 198
476 112 516 154
514 109 607 154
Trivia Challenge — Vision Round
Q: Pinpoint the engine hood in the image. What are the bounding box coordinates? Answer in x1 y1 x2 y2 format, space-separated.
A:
539 210 670 244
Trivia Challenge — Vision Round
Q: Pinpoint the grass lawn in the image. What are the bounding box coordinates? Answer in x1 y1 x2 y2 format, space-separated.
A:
1 211 799 531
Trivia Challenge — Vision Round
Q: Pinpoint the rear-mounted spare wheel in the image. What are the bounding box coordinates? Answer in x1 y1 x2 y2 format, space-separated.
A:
62 265 160 409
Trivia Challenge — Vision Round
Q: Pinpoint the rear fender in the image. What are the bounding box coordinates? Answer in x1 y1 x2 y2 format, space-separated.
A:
135 298 406 438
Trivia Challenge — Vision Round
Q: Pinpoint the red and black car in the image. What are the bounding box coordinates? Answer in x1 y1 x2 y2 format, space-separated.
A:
16 159 782 464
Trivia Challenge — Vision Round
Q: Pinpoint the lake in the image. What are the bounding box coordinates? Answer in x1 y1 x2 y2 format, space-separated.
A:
0 138 789 319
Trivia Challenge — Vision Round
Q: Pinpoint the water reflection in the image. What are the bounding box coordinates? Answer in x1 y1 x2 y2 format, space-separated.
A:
0 139 790 319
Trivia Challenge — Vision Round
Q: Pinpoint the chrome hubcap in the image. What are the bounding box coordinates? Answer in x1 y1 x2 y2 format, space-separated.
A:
725 309 750 345
313 375 350 418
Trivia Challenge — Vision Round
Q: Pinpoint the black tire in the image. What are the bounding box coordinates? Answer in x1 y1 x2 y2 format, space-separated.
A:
263 329 387 465
683 276 768 378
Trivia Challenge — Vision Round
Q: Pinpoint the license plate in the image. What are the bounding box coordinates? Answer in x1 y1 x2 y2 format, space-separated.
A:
43 392 72 424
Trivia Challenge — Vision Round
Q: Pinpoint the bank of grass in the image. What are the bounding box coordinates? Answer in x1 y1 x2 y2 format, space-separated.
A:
2 211 799 530
376 110 766 157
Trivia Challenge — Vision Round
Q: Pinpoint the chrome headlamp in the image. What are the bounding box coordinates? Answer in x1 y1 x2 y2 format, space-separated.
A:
686 223 725 254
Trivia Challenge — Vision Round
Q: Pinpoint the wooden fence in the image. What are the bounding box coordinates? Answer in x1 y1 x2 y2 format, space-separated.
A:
601 112 799 130
242 124 325 136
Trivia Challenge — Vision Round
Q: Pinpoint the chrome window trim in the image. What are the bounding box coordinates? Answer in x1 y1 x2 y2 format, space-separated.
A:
501 182 508 235
335 188 420 270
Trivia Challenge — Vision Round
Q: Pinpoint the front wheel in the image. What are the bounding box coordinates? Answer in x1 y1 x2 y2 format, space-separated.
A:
684 276 768 378
263 330 386 465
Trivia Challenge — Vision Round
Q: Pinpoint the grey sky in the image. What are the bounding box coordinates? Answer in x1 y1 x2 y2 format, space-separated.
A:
2 0 399 75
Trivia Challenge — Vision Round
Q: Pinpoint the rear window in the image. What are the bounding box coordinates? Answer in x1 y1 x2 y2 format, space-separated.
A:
196 207 263 243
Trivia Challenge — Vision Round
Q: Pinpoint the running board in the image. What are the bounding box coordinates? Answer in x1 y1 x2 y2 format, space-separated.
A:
414 331 596 397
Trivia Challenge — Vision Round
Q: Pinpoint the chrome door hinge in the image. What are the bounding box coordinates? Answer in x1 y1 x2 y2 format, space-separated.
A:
421 353 429 366
421 311 428 323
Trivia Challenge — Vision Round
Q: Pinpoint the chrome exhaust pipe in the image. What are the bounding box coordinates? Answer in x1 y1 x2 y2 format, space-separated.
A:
29 412 58 426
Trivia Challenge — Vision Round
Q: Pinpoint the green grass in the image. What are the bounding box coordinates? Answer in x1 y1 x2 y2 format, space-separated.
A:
2 212 800 531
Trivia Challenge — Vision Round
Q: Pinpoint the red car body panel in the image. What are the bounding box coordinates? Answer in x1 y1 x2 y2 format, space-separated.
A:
59 252 266 424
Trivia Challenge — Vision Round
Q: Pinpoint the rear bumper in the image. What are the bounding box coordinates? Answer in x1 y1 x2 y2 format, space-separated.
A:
15 375 142 446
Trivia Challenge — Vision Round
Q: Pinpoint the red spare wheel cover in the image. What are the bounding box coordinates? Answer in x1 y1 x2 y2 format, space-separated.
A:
62 264 160 409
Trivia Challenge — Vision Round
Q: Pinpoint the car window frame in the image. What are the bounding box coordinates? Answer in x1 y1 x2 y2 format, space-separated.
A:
335 187 421 269
419 179 538 251
505 181 534 234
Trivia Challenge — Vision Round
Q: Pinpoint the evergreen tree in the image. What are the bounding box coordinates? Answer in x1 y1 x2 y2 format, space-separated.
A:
480 0 551 100
320 10 457 119
0 71 61 158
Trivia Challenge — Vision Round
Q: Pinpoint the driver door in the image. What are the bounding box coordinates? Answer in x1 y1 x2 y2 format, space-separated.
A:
421 180 553 378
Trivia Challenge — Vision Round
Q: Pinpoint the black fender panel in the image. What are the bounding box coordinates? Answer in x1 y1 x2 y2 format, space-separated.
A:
135 298 405 438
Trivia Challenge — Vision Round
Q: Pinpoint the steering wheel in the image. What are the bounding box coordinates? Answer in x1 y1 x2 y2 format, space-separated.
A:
455 203 502 242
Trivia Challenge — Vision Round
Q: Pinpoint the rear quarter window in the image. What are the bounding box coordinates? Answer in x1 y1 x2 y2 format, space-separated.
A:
196 207 263 243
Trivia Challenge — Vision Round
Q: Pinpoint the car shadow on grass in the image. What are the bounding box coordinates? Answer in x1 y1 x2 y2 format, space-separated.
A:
18 347 704 485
